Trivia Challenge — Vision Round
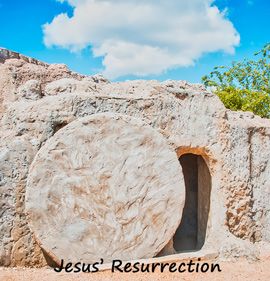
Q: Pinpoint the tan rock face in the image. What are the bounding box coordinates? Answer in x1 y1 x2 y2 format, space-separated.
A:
25 113 185 263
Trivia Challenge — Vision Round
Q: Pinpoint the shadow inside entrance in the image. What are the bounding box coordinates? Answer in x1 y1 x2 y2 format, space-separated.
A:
173 153 211 252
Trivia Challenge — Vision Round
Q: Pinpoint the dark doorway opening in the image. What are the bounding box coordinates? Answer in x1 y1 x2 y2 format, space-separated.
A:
173 153 211 252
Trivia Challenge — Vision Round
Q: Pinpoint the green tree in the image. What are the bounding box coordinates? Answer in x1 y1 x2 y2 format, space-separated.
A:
202 43 270 118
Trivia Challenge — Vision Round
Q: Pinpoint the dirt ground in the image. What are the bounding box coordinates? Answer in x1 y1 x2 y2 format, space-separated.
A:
0 259 269 281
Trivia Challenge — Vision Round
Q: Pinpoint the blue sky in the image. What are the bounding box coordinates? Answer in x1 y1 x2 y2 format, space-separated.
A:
0 0 269 82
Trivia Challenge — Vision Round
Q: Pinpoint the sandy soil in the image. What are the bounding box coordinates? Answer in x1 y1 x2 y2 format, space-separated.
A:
0 259 269 281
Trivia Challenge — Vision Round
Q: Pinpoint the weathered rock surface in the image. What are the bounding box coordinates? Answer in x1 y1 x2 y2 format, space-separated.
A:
17 80 42 100
0 48 270 267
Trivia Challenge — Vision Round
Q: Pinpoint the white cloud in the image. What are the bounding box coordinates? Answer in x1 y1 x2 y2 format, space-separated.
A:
43 0 240 79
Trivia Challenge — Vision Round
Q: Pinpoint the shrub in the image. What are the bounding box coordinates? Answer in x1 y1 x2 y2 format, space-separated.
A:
202 43 270 118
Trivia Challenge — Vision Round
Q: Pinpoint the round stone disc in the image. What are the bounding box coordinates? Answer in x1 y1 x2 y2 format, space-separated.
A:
25 113 185 263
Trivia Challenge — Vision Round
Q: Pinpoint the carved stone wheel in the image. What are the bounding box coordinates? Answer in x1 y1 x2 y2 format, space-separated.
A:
25 113 185 264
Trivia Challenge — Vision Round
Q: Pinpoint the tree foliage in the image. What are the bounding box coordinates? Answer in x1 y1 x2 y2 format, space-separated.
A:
202 43 270 118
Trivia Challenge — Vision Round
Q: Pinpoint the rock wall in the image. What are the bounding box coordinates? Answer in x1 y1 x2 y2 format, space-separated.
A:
0 48 270 266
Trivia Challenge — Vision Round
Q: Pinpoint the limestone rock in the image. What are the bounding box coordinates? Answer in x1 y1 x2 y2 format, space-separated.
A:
44 78 102 96
25 113 185 263
17 80 42 100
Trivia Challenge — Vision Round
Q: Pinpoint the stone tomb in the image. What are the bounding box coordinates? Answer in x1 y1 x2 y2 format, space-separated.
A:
0 48 270 267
